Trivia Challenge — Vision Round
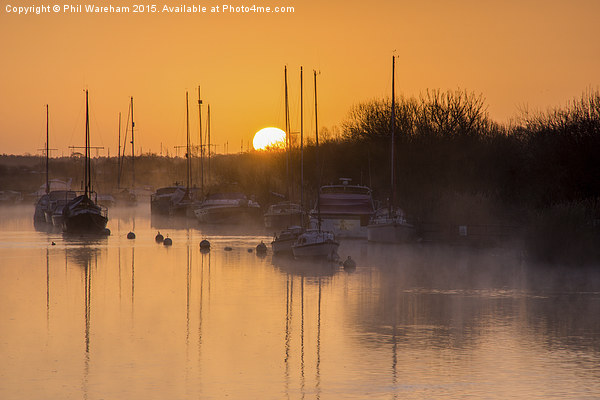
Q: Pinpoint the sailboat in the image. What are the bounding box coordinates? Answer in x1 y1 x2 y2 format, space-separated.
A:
169 91 200 217
272 66 306 255
151 92 199 217
264 66 304 230
292 70 339 259
114 97 138 206
61 90 109 235
33 104 77 227
367 56 415 243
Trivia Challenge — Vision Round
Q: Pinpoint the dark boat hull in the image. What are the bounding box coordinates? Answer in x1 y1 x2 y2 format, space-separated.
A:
62 195 109 234
63 211 108 234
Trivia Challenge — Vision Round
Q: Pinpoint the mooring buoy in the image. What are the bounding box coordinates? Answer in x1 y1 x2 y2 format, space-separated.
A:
343 256 356 270
163 237 173 246
155 231 164 243
127 231 136 239
256 241 267 254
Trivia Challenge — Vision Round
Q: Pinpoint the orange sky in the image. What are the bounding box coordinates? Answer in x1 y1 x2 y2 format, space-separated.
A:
1 0 599 156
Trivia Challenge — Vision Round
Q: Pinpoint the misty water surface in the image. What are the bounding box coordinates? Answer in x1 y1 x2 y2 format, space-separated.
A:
1 204 599 399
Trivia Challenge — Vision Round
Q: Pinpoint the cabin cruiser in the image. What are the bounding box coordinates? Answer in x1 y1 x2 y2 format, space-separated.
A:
308 178 375 239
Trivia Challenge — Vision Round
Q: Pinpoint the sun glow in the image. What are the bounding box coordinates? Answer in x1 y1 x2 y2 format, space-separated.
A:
252 127 286 151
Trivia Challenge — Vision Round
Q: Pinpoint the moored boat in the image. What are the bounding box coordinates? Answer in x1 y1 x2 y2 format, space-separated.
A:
308 178 375 238
150 185 186 215
292 71 339 261
62 194 108 234
367 56 416 243
271 225 303 255
367 208 415 242
291 229 339 259
194 192 261 224
43 190 77 224
61 90 109 235
264 201 304 229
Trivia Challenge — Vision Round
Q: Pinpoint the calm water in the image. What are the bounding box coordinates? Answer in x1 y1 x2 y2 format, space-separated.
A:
1 204 600 399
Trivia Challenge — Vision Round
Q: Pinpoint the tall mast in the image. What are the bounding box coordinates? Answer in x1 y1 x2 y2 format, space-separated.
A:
314 70 321 231
207 104 211 185
185 91 191 192
284 66 290 199
197 86 203 195
85 90 90 197
390 55 395 213
45 104 49 194
300 67 304 216
130 97 135 191
117 112 121 190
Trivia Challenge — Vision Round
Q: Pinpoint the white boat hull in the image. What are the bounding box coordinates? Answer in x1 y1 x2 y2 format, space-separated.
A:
292 241 339 258
367 221 415 243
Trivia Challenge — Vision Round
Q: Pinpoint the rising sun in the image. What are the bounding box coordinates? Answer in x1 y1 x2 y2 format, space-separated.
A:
253 127 286 151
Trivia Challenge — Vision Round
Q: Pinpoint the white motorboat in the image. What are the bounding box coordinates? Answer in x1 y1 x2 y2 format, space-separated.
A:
291 229 339 259
367 208 415 242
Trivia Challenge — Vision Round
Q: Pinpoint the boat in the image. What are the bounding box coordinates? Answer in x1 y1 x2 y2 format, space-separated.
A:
264 201 304 229
168 91 199 217
264 67 303 230
33 104 53 223
367 207 415 242
44 190 77 224
271 225 303 255
291 229 339 259
33 105 75 226
194 192 261 224
367 56 416 243
61 90 109 234
271 67 306 252
308 178 375 238
150 184 186 215
292 70 339 259
114 97 138 206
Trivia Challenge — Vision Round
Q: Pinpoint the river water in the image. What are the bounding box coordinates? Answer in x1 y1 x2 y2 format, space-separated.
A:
1 204 599 399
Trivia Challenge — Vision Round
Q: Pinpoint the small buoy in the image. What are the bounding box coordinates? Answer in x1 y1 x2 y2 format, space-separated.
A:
256 241 267 254
343 256 356 270
51 242 56 246
127 231 136 239
247 248 253 253
199 239 210 250
155 231 164 243
103 228 111 236
224 246 233 251
163 237 173 246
